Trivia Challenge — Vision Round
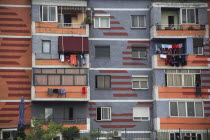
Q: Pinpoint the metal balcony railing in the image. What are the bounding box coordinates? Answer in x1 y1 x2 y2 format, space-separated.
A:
58 23 86 28
155 24 206 30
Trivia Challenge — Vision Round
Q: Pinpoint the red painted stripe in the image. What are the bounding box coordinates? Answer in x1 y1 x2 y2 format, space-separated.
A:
104 32 128 36
1 108 19 111
202 80 210 83
101 125 135 128
95 119 134 122
94 10 107 13
110 21 120 24
0 69 25 72
99 27 124 30
205 113 210 116
196 55 210 58
89 102 96 105
99 70 128 73
112 88 132 91
204 107 210 110
122 51 132 54
0 75 28 78
6 81 31 85
0 61 19 65
1 30 30 33
122 57 145 60
113 94 137 97
111 82 131 85
0 12 17 15
128 41 150 43
0 24 26 27
89 113 96 117
8 88 31 91
201 74 210 77
112 113 132 116
3 38 31 41
204 49 210 52
0 114 18 117
8 94 30 97
0 49 27 53
0 55 21 59
0 7 8 9
1 43 29 47
111 76 131 79
123 62 146 65
137 102 153 105
0 18 22 21
0 120 12 123
88 108 96 111
110 16 115 19
204 101 210 104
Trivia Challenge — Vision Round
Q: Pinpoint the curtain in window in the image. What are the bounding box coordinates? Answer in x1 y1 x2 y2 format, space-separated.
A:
62 75 74 85
187 102 195 116
184 75 192 86
132 81 140 88
182 9 187 24
178 102 186 116
139 16 145 27
104 76 111 89
141 81 148 88
97 76 104 88
49 7 56 21
43 6 48 21
187 9 195 23
42 41 50 53
94 17 99 28
35 75 47 85
132 16 138 27
139 50 146 58
170 102 178 116
195 102 203 117
174 74 182 86
101 17 109 28
75 75 86 86
167 74 174 86
48 75 60 85
132 50 139 58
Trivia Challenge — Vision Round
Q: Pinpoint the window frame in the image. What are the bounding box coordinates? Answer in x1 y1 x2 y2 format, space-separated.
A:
95 46 110 58
133 107 150 121
131 15 146 28
180 8 196 24
94 15 110 28
95 75 111 89
169 101 204 118
42 6 57 22
194 46 203 55
96 107 112 121
42 40 51 54
132 75 149 90
131 47 147 59
45 108 53 120
169 132 203 140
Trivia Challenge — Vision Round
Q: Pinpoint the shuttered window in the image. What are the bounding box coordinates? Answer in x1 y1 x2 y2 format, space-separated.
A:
95 46 110 58
42 40 51 53
133 107 150 121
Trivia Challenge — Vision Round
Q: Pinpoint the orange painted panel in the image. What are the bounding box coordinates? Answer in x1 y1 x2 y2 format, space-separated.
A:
158 87 209 99
35 86 87 99
157 55 208 67
35 22 86 35
160 118 210 130
43 124 87 130
36 59 70 66
0 0 31 5
157 30 205 36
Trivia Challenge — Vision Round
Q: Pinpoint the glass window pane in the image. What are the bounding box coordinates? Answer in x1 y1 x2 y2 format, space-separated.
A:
48 75 60 85
43 6 48 21
133 81 140 89
170 102 178 116
139 51 146 58
141 81 148 88
174 74 182 86
132 15 138 27
182 9 187 23
195 102 203 117
35 75 47 85
75 75 86 86
45 108 53 120
102 108 110 120
94 17 99 28
62 75 73 85
187 9 195 23
178 102 186 116
104 76 111 89
49 7 56 21
97 76 104 88
132 50 139 58
184 75 193 86
42 41 50 53
139 16 145 27
95 46 110 58
167 74 174 86
187 102 195 117
101 17 109 28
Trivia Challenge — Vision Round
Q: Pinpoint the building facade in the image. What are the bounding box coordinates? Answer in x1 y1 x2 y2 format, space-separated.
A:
0 0 210 140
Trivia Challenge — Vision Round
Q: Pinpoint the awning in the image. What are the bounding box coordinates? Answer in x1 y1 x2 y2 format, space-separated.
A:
58 37 89 54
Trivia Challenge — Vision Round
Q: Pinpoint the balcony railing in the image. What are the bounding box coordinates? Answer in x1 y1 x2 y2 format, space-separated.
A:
156 24 206 30
58 23 86 28
36 118 87 125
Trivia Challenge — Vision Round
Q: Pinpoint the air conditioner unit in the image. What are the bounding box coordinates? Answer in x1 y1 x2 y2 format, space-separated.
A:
113 130 122 137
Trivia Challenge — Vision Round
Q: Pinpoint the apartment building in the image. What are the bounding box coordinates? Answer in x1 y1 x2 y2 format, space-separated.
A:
151 0 210 140
0 0 32 139
31 0 90 133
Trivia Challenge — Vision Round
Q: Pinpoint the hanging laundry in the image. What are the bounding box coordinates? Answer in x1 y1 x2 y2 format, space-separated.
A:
70 55 77 65
160 54 167 59
82 87 86 95
82 54 86 65
180 55 187 66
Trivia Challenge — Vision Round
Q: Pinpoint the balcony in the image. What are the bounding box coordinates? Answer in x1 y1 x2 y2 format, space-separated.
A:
31 86 90 101
151 24 208 39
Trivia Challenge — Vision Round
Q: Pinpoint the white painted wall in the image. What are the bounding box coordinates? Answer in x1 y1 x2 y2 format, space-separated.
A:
161 10 179 25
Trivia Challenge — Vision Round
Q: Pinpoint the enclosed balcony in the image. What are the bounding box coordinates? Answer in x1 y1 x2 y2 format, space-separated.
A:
150 6 209 38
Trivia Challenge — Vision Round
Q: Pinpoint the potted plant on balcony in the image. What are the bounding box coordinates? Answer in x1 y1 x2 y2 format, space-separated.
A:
84 17 92 24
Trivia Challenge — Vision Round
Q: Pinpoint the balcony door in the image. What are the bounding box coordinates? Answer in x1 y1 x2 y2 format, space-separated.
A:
69 107 73 120
168 16 174 26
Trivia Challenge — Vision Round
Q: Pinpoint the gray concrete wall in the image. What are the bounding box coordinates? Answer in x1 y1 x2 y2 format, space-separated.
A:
32 5 40 22
198 8 208 25
150 7 161 26
32 35 59 59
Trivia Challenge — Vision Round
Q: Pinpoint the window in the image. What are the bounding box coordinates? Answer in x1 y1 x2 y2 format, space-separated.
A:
170 102 203 117
42 40 51 53
45 108 53 120
95 46 110 58
131 15 146 28
132 76 148 89
132 47 147 58
193 38 203 55
42 6 57 22
165 69 200 87
181 9 196 24
95 75 111 89
97 107 111 121
133 107 150 121
170 133 202 140
94 15 110 28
